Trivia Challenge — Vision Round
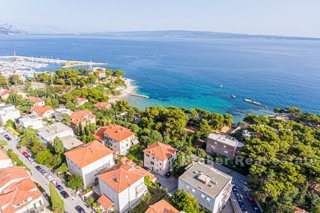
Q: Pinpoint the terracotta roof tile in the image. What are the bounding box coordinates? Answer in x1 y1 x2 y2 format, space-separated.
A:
26 96 43 104
0 178 42 213
0 167 29 187
97 194 113 210
70 110 96 125
143 142 176 161
0 150 10 160
64 141 115 168
30 105 53 116
94 102 111 109
99 159 152 193
93 125 133 142
146 200 179 213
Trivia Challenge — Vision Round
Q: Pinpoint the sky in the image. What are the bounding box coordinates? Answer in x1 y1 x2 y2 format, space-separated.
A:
0 0 319 37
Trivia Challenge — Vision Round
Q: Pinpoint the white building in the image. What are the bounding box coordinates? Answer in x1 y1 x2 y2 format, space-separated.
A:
206 133 244 159
18 114 44 130
37 122 79 150
54 107 73 122
98 160 151 213
0 167 44 213
64 141 115 188
0 104 21 125
143 142 177 176
93 125 137 156
178 162 232 213
0 150 13 169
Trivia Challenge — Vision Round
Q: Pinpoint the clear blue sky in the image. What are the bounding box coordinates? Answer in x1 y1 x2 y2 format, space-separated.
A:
1 0 319 37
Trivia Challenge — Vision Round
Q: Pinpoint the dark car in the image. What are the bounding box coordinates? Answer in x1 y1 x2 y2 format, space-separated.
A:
56 185 63 191
60 191 69 199
239 202 245 210
4 135 11 141
35 165 42 171
165 172 171 178
75 205 85 213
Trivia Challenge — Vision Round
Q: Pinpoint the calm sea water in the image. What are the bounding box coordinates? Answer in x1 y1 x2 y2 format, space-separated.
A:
0 35 319 121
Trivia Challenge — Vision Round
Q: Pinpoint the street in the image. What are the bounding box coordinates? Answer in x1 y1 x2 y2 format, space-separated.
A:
2 127 93 213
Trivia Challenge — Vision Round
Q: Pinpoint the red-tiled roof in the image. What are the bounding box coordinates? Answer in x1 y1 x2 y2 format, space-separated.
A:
143 142 176 161
26 96 43 104
64 141 115 168
99 158 153 193
94 102 111 109
70 110 96 125
295 207 309 213
0 150 10 161
97 194 113 210
0 167 29 187
30 105 53 116
93 125 133 142
146 200 179 213
0 177 42 213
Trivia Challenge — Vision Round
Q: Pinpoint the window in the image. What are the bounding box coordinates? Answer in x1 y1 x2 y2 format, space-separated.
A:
201 194 205 199
146 154 149 157
191 188 195 193
151 161 154 165
186 185 190 189
206 197 211 202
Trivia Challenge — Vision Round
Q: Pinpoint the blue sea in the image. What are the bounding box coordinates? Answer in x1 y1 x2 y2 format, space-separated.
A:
0 34 319 121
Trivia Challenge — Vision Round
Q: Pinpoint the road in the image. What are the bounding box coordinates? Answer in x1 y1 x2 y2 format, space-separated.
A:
2 128 93 213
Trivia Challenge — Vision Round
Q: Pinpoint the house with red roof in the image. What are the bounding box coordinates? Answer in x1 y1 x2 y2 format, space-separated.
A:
76 97 89 106
143 142 177 176
30 105 54 118
70 110 96 128
94 102 111 110
93 125 137 156
145 199 179 213
0 89 11 100
64 141 115 187
0 150 13 169
98 158 153 213
26 96 45 107
0 167 44 213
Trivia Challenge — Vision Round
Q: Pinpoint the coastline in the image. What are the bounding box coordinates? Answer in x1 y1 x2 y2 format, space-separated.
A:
109 78 139 103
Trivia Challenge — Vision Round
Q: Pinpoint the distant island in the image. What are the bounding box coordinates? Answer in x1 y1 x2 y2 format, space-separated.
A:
1 23 319 41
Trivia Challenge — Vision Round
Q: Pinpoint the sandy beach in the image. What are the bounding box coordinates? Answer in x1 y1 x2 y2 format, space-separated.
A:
109 78 139 103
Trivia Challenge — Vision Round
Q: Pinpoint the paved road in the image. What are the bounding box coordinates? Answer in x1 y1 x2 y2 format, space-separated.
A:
3 128 93 213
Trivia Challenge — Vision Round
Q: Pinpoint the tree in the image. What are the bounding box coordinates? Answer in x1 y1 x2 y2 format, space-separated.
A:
172 151 192 177
35 149 53 165
195 119 212 140
7 93 20 105
67 174 83 191
0 139 7 148
17 99 34 113
61 113 71 126
53 137 64 155
49 183 64 213
169 190 200 213
56 163 68 174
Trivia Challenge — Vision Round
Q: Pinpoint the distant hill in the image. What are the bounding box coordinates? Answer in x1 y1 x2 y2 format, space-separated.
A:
78 30 320 41
0 24 25 35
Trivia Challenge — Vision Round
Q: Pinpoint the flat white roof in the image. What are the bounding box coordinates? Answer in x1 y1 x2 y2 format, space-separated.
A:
208 133 239 147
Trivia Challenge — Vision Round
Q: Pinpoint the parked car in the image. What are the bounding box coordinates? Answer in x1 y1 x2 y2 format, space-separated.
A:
60 191 69 199
75 205 85 213
47 175 54 182
51 180 58 185
4 135 11 141
56 185 63 191
22 152 29 158
35 165 42 171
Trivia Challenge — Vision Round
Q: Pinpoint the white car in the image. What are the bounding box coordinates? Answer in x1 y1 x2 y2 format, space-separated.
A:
47 175 54 182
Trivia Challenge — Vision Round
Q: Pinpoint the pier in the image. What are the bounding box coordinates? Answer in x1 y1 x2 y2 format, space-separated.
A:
0 55 107 68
